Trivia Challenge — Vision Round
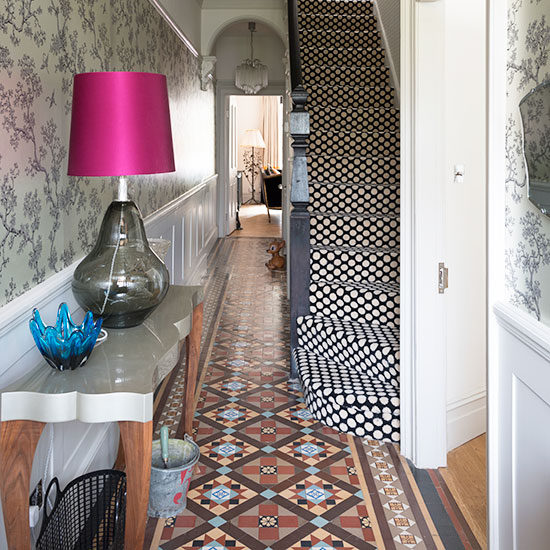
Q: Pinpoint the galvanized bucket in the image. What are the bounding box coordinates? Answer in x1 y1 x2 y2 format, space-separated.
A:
148 434 200 518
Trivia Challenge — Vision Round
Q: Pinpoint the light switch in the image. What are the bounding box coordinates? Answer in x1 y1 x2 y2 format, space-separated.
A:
454 164 465 184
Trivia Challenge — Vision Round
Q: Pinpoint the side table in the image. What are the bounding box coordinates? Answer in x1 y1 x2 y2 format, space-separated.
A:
0 285 203 550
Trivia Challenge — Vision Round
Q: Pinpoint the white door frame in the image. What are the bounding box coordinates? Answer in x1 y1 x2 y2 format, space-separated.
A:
400 0 448 468
215 81 285 237
486 0 507 546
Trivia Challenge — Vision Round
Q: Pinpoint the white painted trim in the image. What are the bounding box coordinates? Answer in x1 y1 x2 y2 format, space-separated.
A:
148 0 199 57
373 0 400 103
401 0 448 469
447 389 486 451
487 0 508 545
399 0 415 464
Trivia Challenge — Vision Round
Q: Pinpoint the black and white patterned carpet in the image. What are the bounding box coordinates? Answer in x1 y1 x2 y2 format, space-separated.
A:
293 0 401 442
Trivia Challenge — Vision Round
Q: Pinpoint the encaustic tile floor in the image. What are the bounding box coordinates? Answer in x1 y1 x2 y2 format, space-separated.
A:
144 237 482 550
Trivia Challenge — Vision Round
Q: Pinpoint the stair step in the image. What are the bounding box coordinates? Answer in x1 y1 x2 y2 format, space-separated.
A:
311 246 399 286
293 347 400 441
310 211 400 248
297 314 399 385
298 13 378 32
307 84 394 109
310 181 400 216
309 130 399 158
308 106 399 134
307 154 400 185
299 29 382 49
298 0 374 16
302 64 389 88
301 46 386 67
310 278 400 326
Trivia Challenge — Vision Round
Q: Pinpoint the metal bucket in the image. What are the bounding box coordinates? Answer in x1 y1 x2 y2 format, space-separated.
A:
148 434 200 518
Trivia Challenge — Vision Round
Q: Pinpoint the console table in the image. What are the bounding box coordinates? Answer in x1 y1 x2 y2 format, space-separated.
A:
0 285 203 550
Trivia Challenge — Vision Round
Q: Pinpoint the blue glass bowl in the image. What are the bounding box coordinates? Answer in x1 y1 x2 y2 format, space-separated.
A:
29 303 103 371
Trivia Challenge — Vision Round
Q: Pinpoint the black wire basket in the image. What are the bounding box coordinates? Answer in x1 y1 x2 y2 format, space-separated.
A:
36 470 126 550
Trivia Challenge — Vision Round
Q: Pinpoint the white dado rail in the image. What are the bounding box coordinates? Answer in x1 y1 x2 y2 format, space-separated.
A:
491 301 550 550
0 174 217 547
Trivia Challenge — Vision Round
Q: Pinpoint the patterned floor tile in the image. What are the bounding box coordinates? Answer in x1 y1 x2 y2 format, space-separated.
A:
200 435 258 466
242 418 295 444
209 376 259 396
278 435 343 466
287 528 366 550
202 404 260 427
237 455 299 485
160 508 208 542
334 503 376 543
231 500 307 544
171 527 251 550
187 475 257 515
277 402 318 427
279 474 355 515
245 388 292 410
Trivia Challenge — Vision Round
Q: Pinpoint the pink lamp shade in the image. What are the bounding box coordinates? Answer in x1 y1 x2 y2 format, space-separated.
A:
68 72 175 177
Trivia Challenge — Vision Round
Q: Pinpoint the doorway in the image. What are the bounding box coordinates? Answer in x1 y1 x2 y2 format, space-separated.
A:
226 94 284 239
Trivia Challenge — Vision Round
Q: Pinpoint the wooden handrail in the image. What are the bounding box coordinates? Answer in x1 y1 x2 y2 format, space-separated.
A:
287 0 310 380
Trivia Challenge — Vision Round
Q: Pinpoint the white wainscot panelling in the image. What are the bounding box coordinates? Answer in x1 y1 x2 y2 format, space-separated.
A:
0 174 218 548
492 301 550 550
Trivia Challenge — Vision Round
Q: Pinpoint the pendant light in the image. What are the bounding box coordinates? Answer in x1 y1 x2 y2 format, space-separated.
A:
235 22 268 95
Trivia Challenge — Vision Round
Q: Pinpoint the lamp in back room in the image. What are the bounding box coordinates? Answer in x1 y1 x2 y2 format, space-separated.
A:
68 71 174 328
240 128 266 205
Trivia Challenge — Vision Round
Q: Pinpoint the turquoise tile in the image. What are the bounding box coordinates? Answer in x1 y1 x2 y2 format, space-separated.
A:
263 445 276 453
311 517 329 528
261 489 277 499
216 466 232 475
208 516 226 527
223 427 236 434
305 466 320 475
262 411 274 417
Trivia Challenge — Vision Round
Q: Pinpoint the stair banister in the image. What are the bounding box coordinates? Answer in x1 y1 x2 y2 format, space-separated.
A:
287 0 310 380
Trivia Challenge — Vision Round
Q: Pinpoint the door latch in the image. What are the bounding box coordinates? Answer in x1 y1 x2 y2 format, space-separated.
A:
438 262 448 294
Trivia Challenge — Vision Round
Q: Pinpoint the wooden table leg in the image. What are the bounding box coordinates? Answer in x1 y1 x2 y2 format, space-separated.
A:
183 302 204 436
0 420 45 549
118 420 152 550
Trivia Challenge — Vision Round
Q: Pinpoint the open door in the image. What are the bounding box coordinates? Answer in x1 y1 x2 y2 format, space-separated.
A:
227 96 238 234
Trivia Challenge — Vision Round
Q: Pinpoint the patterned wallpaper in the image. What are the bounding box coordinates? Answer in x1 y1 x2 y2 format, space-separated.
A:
506 0 550 323
0 0 215 306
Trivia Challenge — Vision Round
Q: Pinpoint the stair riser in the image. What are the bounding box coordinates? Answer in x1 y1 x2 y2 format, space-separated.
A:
299 14 378 32
310 183 400 215
302 65 389 88
298 0 374 16
308 155 400 185
309 107 399 134
301 47 385 67
308 86 394 110
296 316 400 385
309 131 399 158
310 214 400 248
310 282 400 326
299 30 382 49
311 249 399 285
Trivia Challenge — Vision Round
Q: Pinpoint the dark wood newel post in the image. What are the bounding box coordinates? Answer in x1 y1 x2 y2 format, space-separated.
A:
289 85 310 380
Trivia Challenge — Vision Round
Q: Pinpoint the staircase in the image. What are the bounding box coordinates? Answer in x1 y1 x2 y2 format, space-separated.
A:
289 0 400 443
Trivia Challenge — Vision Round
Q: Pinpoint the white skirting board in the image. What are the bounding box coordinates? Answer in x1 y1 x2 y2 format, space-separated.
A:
446 389 486 451
0 174 218 548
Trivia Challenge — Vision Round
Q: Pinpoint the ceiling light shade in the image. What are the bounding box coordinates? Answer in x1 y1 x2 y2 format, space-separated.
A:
235 22 268 95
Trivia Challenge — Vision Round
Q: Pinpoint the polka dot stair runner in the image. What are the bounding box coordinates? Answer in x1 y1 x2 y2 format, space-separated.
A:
145 238 481 550
293 0 401 442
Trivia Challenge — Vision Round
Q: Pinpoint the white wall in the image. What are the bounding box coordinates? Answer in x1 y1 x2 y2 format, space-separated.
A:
215 34 286 82
156 0 202 53
374 0 400 100
443 0 487 451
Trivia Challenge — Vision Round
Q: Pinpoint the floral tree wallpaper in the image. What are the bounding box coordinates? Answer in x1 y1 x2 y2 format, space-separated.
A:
0 0 215 306
506 0 550 323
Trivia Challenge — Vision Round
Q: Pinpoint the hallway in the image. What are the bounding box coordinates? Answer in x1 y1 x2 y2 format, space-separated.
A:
145 237 481 550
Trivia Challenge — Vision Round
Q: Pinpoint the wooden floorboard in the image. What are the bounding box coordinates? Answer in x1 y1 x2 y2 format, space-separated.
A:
439 434 487 549
231 204 282 238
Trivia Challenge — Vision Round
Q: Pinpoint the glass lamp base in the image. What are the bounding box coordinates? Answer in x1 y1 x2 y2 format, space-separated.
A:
72 200 170 329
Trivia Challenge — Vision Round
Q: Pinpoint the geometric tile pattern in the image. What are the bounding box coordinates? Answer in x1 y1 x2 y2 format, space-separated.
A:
144 237 480 550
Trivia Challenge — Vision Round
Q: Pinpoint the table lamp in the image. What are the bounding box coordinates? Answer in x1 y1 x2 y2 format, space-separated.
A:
240 129 266 204
68 72 175 328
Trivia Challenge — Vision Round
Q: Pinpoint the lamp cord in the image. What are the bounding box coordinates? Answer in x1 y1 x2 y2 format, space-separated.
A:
100 207 123 315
